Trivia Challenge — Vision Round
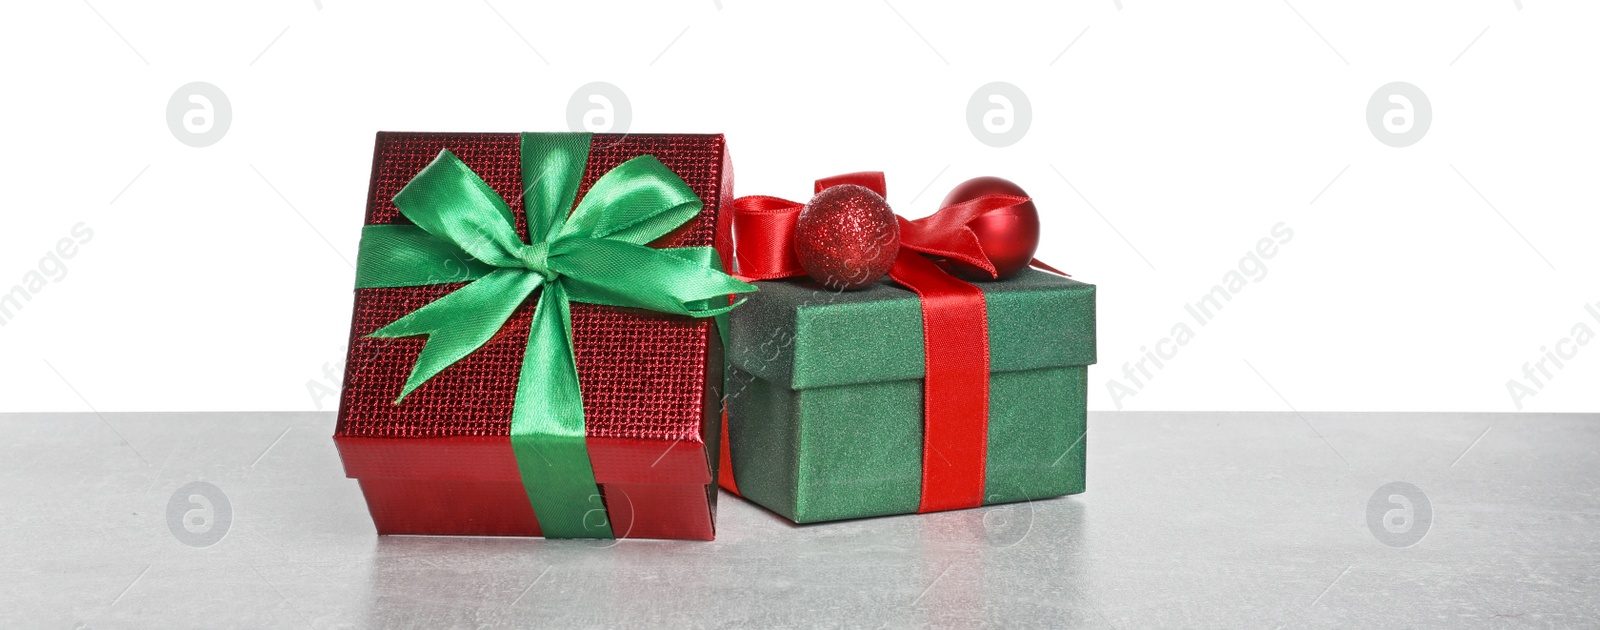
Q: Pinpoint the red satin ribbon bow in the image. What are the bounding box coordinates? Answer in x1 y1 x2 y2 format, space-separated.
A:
721 171 1036 512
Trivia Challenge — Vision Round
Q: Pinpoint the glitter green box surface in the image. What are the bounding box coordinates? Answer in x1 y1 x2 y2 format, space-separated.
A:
724 268 1096 523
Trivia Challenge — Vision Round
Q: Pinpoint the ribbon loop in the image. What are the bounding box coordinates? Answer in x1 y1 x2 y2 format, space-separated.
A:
730 196 807 280
392 150 526 270
898 194 1034 279
569 155 705 245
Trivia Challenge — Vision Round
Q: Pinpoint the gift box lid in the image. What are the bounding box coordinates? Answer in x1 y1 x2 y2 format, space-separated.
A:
728 268 1095 390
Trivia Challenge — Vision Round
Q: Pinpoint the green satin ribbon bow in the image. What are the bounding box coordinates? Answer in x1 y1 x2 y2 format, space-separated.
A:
353 132 755 538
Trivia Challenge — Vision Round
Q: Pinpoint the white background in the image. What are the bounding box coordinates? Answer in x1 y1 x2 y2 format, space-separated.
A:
1 1 1595 413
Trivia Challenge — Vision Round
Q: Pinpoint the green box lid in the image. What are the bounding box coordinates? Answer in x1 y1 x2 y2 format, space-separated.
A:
728 268 1095 390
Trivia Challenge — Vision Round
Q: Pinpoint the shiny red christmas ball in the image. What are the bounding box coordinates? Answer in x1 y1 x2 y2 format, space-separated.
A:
794 184 900 291
939 176 1040 281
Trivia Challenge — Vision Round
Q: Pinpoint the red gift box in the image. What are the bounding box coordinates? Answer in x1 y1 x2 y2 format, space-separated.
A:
333 132 734 540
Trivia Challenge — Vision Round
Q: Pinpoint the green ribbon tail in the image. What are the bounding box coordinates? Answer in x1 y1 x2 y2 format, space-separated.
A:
509 277 614 538
367 269 544 401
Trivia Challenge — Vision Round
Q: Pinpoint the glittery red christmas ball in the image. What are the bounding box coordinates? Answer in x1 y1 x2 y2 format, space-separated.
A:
939 176 1040 281
794 184 901 291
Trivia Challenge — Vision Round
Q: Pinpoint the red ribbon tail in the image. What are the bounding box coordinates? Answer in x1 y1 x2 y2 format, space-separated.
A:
1029 258 1070 277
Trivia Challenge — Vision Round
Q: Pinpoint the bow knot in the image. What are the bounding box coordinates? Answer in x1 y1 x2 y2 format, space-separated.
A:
516 242 555 281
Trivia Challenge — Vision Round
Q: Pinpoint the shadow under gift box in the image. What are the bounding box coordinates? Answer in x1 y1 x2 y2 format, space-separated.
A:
333 132 734 540
725 269 1095 523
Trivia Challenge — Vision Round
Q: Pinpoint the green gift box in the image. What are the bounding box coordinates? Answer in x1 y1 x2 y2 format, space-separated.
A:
722 268 1096 523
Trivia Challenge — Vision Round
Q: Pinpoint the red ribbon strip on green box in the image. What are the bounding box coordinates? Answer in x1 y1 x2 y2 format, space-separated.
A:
353 132 755 538
724 172 1058 512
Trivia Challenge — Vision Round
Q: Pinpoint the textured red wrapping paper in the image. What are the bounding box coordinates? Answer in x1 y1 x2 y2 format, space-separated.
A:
333 132 733 540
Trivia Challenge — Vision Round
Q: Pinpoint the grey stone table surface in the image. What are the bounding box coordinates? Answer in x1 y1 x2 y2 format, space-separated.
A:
2 411 1597 628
